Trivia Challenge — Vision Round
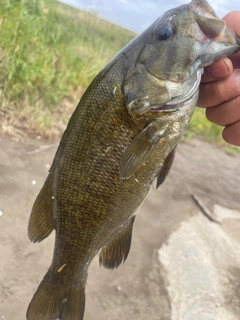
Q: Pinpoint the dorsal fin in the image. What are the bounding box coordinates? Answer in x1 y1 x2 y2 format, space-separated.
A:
99 216 136 269
156 147 176 189
28 175 54 243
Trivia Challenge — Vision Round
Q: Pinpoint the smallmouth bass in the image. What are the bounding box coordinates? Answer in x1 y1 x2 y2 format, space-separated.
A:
27 0 240 319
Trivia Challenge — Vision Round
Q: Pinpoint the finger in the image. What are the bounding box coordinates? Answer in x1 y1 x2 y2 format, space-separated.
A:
223 12 240 69
230 52 240 69
198 69 240 107
222 121 240 146
201 58 233 83
205 95 240 126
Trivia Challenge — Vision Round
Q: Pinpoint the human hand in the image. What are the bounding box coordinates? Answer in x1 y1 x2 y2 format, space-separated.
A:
198 11 240 147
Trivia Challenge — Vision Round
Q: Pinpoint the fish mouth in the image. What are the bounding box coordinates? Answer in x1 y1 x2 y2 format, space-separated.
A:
149 104 178 113
148 69 203 113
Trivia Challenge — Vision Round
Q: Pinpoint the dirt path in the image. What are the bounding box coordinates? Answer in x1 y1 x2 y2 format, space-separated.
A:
0 137 240 320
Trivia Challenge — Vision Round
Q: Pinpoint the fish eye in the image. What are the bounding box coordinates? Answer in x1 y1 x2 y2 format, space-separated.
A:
156 24 174 40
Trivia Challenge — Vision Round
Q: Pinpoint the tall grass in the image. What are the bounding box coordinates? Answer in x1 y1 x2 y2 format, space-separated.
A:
189 108 239 155
0 0 135 137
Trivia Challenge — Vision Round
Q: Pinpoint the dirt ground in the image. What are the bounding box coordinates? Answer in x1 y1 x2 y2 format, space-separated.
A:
0 136 240 320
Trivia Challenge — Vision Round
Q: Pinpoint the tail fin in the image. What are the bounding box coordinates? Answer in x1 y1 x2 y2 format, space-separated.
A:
27 280 85 320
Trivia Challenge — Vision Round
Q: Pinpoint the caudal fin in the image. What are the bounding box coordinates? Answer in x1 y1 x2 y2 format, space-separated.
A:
27 280 85 320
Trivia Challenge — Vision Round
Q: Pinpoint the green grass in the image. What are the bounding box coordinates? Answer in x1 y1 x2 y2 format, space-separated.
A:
0 0 238 153
0 0 135 137
187 107 223 142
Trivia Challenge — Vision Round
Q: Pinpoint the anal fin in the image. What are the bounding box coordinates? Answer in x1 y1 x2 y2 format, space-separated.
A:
28 175 54 243
99 216 136 269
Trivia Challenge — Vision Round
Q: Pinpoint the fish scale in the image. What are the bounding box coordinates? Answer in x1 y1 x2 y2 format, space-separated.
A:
27 0 240 319
48 60 147 280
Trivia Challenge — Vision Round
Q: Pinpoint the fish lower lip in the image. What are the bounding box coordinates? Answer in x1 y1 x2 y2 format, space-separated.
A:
149 104 178 112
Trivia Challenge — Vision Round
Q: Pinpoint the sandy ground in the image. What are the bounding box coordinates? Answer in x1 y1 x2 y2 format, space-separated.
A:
0 136 240 320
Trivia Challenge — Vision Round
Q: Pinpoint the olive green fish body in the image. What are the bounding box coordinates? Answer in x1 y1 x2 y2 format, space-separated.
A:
27 57 194 320
43 56 191 283
27 0 240 319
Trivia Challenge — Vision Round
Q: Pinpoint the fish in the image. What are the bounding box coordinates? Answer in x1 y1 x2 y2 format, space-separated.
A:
27 0 240 319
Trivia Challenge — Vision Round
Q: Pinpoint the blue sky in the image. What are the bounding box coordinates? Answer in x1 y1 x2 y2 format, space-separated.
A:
58 0 240 33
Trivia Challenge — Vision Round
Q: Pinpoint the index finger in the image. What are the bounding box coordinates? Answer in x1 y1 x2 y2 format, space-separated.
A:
202 11 240 84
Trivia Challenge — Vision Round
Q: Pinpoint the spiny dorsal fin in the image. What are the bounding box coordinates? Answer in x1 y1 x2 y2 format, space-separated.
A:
119 123 166 179
99 216 136 269
28 175 54 243
156 147 176 189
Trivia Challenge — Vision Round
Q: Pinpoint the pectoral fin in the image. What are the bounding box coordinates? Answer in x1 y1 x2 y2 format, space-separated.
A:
156 147 176 189
28 175 54 243
99 216 135 269
119 123 165 179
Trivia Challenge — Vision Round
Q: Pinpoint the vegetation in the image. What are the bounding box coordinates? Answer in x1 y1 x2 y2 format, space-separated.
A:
0 0 135 137
0 0 237 153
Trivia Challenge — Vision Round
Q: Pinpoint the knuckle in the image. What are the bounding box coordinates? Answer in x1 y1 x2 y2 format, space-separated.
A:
234 95 240 114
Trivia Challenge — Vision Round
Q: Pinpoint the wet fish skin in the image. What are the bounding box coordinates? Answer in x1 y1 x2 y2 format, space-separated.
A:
27 0 240 319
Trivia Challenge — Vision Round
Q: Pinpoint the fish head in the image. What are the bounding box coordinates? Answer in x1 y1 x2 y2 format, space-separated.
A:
123 0 240 117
